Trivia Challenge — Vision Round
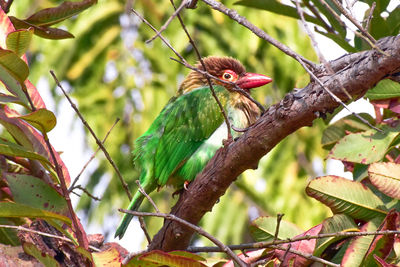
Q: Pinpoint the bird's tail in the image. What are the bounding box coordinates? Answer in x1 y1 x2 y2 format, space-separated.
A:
114 180 157 239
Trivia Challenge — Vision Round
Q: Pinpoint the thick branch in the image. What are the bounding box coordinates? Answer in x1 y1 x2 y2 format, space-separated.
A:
148 35 400 251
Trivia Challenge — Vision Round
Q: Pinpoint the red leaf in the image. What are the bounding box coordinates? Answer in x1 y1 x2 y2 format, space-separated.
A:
25 79 46 109
274 224 323 266
364 210 398 263
0 7 15 48
374 255 397 267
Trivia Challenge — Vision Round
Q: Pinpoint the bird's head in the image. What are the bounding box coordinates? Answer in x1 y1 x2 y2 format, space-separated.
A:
179 56 272 94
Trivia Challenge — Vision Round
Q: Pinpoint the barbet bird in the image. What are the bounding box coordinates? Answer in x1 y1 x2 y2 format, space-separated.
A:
115 56 272 239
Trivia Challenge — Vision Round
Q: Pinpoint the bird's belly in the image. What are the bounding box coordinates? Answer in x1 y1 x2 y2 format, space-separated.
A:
172 123 227 187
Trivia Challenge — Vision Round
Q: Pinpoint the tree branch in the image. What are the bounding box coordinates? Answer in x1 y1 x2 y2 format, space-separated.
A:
148 34 400 251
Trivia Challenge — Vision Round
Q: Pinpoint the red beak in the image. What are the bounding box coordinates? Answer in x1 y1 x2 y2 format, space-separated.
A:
236 72 272 90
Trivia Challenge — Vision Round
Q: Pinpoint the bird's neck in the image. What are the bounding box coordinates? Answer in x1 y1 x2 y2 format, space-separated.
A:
178 72 208 95
228 92 260 129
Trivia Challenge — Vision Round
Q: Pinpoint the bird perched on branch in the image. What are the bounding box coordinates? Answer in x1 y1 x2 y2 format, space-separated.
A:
115 56 272 239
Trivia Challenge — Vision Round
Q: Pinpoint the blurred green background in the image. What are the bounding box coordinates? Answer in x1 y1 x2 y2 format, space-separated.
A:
10 0 332 249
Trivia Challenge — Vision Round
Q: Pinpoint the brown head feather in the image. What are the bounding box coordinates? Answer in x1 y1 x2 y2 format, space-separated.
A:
178 56 246 95
178 56 261 126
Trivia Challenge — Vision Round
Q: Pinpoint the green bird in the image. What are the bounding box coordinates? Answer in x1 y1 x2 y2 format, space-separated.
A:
115 56 272 239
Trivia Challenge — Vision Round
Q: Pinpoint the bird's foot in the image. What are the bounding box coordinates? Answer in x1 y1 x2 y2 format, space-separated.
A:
172 188 183 198
172 181 190 198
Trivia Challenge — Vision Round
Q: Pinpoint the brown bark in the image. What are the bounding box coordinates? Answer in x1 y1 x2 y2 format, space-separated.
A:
148 34 400 251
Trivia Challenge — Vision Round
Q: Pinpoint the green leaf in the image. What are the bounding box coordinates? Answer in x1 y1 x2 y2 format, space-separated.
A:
0 106 71 186
249 216 303 242
322 113 374 149
6 28 34 57
23 243 61 267
0 138 51 165
328 125 400 164
314 214 358 257
16 108 57 133
0 48 30 107
366 80 400 100
138 250 207 267
168 251 205 262
369 11 390 40
9 16 74 40
0 48 29 83
369 162 400 199
5 173 68 215
236 0 325 27
386 7 400 36
0 217 22 246
0 202 71 225
25 0 98 27
306 176 387 220
310 0 347 38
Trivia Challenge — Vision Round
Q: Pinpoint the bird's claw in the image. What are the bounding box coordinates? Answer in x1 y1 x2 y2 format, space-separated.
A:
231 125 249 133
172 181 190 198
183 181 189 191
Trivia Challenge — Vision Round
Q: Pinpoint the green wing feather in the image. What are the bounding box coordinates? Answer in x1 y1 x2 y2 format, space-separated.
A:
115 85 229 239
154 85 229 185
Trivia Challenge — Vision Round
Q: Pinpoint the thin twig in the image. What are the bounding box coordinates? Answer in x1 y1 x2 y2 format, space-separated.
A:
201 0 316 70
273 214 284 242
138 217 152 244
135 180 160 213
330 0 376 43
302 1 335 34
170 57 266 113
318 0 347 30
278 244 292 267
0 224 100 252
272 244 339 267
73 185 101 201
119 209 248 267
295 0 355 103
133 9 266 118
135 180 158 244
4 0 13 13
50 70 133 201
146 0 187 43
169 0 232 140
187 230 400 252
69 118 120 192
21 73 88 249
363 2 376 31
295 56 382 132
343 0 354 17
295 0 329 66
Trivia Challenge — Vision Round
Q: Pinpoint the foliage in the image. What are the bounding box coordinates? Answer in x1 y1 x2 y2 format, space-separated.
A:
0 0 399 266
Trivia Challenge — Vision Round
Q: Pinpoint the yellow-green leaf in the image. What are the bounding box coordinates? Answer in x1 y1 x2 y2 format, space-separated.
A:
6 28 34 57
5 173 68 215
93 248 121 267
23 243 61 267
17 108 57 133
369 162 400 199
306 176 387 220
0 202 71 225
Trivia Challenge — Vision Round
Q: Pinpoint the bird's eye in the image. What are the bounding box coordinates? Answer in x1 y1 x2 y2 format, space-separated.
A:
224 73 232 79
221 70 237 82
